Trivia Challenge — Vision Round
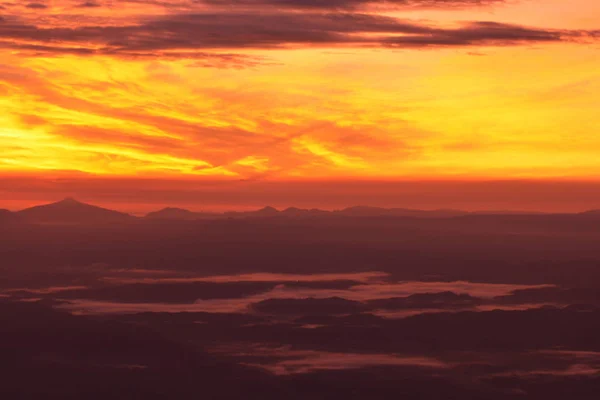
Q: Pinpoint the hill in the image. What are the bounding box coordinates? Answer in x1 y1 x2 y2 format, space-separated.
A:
335 206 468 218
146 207 205 220
18 198 134 224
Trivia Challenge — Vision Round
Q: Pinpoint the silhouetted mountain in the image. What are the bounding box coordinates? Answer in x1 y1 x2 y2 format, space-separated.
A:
142 205 470 219
11 199 600 230
145 207 218 220
135 204 600 221
0 209 21 224
18 198 134 224
254 206 280 215
146 207 196 220
281 207 329 217
335 206 468 218
471 210 549 215
580 209 600 216
223 206 280 218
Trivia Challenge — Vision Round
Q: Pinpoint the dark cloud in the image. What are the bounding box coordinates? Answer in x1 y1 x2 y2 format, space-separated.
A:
200 0 505 11
24 2 48 8
77 1 102 7
383 21 565 47
0 11 594 57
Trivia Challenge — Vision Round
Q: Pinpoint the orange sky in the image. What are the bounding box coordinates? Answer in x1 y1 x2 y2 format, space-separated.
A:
1 0 600 210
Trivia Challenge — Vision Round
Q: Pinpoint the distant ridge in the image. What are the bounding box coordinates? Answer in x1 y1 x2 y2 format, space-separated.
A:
18 198 134 224
333 206 467 218
143 205 469 220
281 207 328 217
140 205 598 221
0 209 21 224
146 207 208 221
579 209 600 216
7 199 600 224
224 206 280 217
255 206 279 215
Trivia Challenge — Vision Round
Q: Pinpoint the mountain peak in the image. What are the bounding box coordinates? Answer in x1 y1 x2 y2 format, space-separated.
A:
18 197 132 224
257 206 279 214
58 197 82 205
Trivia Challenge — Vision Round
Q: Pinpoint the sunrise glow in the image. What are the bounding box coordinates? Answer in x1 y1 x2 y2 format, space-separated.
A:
1 0 598 182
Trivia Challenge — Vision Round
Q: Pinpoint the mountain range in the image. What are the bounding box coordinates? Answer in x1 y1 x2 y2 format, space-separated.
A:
1 198 600 225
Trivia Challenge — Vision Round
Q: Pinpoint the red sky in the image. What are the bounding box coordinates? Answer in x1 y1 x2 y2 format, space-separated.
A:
1 1 599 211
3 176 600 214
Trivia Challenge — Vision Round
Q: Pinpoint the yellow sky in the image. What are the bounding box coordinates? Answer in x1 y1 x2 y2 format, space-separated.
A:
1 0 599 182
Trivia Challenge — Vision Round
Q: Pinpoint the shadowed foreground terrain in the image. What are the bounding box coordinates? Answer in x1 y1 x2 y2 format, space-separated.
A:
2 200 600 399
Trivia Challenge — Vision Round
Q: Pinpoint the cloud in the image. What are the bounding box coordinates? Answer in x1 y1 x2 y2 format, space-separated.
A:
24 2 48 9
108 0 507 12
1 1 599 182
0 10 595 58
253 350 448 375
77 1 102 7
200 0 506 11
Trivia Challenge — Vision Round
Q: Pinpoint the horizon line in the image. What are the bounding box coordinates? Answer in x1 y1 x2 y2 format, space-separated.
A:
4 198 599 217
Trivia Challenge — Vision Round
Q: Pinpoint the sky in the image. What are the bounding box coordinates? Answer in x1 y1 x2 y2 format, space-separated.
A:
1 0 599 211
